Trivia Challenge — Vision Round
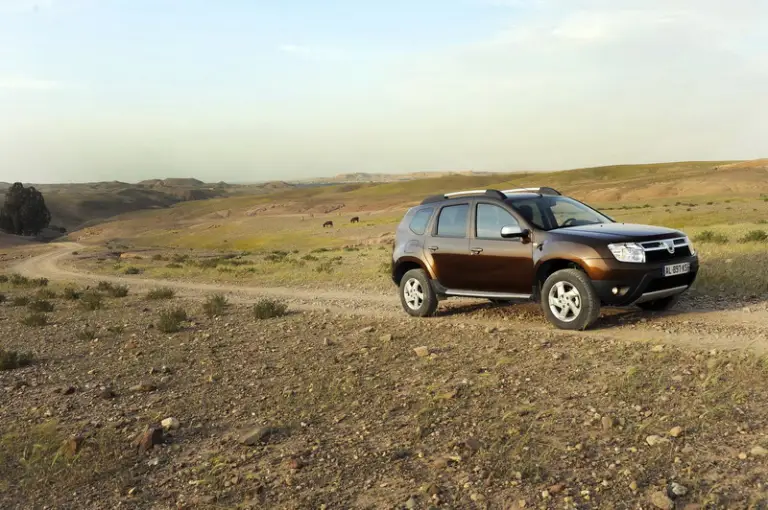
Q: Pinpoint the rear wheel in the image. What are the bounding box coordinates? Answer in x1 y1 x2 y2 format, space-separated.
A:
541 269 601 330
637 295 679 311
399 269 438 317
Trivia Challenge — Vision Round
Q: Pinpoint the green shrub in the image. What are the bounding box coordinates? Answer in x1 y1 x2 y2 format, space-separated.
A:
76 329 96 341
301 254 319 262
28 300 54 313
0 293 5 303
152 254 165 261
96 281 113 291
107 285 129 298
62 287 81 300
21 313 48 327
252 299 288 320
694 230 728 244
79 292 103 311
147 287 175 300
10 274 30 287
198 258 220 269
11 296 30 307
0 349 34 370
33 278 49 287
316 261 334 273
35 289 57 299
158 308 187 333
264 251 289 263
166 263 183 269
0 275 8 283
107 325 125 335
739 230 768 243
171 254 188 263
124 267 141 275
203 294 229 318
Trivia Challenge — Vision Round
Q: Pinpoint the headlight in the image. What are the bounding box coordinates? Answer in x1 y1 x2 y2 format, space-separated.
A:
608 242 645 263
685 236 696 256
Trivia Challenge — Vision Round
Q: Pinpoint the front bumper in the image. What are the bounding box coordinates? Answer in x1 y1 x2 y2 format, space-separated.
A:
586 256 699 306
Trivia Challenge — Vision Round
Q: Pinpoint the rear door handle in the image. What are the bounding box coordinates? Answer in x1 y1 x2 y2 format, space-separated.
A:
428 246 439 252
470 248 483 255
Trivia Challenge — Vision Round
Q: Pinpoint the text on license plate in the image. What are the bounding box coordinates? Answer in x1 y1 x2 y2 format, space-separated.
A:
664 262 690 277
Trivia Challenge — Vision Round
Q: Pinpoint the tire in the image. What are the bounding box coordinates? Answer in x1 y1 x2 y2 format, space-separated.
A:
637 295 679 312
399 269 439 317
541 269 601 330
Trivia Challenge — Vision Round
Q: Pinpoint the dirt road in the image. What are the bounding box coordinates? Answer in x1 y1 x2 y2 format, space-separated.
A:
13 242 768 352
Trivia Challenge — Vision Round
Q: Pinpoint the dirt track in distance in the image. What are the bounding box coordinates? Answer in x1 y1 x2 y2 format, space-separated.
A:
13 242 768 353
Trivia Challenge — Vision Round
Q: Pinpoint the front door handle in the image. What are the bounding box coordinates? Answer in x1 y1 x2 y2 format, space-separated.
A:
427 246 439 252
470 248 483 255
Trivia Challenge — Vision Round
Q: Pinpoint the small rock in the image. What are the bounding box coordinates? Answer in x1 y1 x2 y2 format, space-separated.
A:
161 417 180 431
129 382 156 393
601 416 614 431
137 425 163 454
286 458 303 471
60 435 84 458
414 346 430 358
668 426 683 438
629 481 639 491
646 435 669 446
650 491 674 510
668 482 688 498
484 326 497 334
548 484 565 494
359 326 375 334
379 334 393 342
100 386 116 399
405 496 417 509
739 452 748 460
465 437 482 453
651 345 665 353
552 352 564 360
470 493 485 503
239 426 281 445
540 490 550 499
751 446 768 457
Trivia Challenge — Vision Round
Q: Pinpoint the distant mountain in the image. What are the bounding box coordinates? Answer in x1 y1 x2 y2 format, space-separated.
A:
297 170 496 184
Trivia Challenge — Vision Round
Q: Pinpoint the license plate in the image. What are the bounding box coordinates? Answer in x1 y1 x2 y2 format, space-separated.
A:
664 262 690 277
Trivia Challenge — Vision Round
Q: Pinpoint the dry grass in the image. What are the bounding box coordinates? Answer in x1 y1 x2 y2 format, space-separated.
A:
0 349 34 370
203 294 229 317
21 312 48 327
146 287 175 300
252 298 288 319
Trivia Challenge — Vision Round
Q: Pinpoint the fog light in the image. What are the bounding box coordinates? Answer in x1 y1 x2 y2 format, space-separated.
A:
612 287 619 295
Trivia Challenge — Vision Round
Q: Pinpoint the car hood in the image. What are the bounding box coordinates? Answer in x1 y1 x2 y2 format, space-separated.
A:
550 223 685 242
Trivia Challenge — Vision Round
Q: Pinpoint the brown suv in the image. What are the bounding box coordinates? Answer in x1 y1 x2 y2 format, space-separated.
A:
391 187 699 330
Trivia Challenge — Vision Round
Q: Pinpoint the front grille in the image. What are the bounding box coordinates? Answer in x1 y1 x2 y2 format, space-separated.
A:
644 273 696 293
641 237 692 263
645 245 692 263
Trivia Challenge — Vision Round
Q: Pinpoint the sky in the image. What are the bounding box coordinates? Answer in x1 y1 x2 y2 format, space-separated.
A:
1 0 767 183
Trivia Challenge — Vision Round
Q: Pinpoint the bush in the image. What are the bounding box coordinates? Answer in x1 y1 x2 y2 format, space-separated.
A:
694 230 728 244
252 299 288 320
147 287 175 300
0 293 5 303
0 349 34 370
11 296 30 307
35 288 56 299
62 287 81 300
79 292 103 311
0 274 8 283
28 299 54 313
301 254 319 262
151 254 165 261
107 325 124 335
171 254 188 263
158 308 187 333
76 329 96 341
198 258 220 269
203 294 229 318
21 313 48 327
106 285 129 298
166 263 183 269
739 230 768 243
10 274 30 287
124 267 141 275
264 251 289 262
316 261 334 273
33 278 48 287
96 281 114 291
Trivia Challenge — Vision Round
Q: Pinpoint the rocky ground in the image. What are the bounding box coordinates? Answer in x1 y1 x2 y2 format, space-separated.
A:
2 283 768 510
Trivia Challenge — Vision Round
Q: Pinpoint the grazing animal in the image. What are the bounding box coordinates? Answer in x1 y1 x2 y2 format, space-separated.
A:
350 216 360 224
323 221 334 228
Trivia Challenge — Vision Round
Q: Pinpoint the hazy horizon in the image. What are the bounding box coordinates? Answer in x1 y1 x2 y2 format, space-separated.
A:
2 0 767 184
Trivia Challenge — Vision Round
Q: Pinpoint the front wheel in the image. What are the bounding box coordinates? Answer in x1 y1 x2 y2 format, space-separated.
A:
637 295 679 311
399 269 438 317
541 269 601 330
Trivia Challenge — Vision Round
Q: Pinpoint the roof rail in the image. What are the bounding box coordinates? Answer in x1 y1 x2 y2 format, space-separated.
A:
502 187 561 196
420 189 506 205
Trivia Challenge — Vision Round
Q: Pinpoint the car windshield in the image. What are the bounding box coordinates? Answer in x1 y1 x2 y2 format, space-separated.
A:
507 196 612 231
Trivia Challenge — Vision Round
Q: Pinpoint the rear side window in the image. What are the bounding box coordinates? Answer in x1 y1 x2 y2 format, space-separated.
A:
436 204 469 237
409 208 433 235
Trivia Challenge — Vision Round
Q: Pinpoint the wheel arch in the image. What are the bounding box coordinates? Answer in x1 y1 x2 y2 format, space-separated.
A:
393 257 434 285
534 258 588 300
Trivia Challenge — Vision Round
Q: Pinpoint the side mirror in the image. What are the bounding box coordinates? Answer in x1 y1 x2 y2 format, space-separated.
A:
500 225 529 239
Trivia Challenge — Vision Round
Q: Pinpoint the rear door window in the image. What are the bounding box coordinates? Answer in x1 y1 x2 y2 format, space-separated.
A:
436 204 469 238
